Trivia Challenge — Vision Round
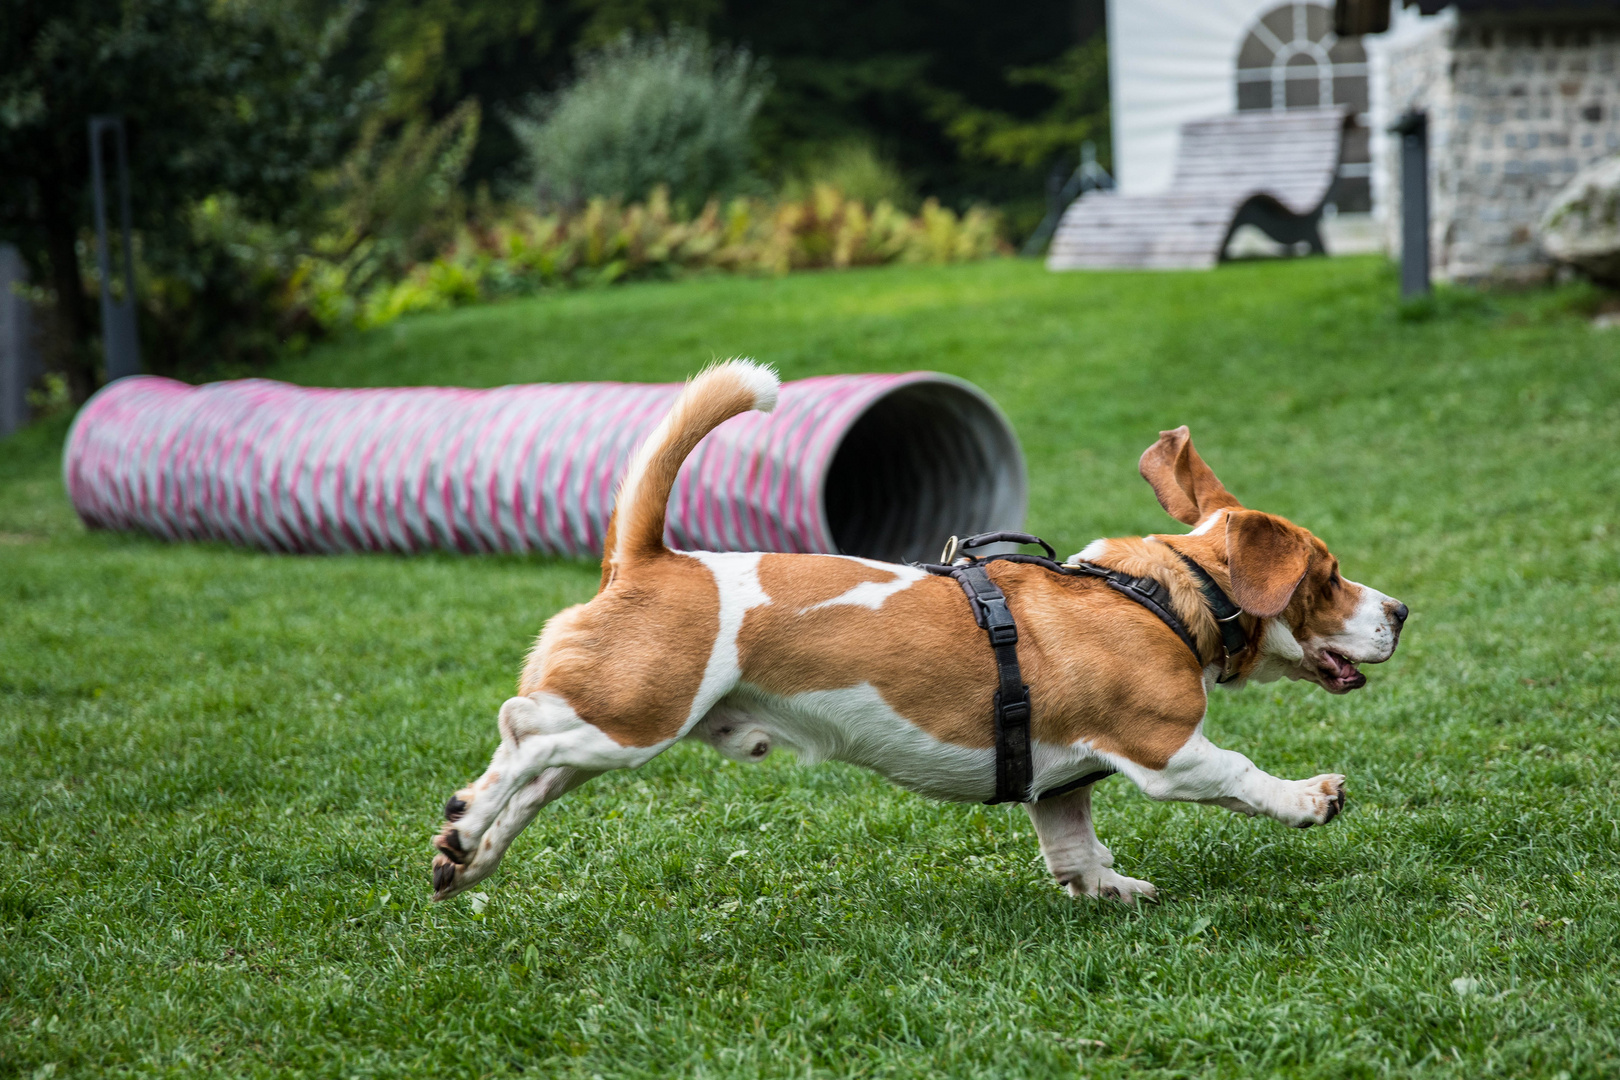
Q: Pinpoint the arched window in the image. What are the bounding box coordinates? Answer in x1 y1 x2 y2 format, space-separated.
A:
1236 2 1370 211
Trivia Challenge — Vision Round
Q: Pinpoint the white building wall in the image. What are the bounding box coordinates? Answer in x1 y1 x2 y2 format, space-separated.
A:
1107 0 1281 193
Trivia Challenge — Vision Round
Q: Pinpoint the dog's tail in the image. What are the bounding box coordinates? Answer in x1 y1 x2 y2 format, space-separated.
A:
600 359 778 587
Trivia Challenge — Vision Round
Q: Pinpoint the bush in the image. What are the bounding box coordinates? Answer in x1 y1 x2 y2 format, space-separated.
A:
289 185 1005 335
321 100 483 276
509 30 769 209
780 140 915 210
1 0 372 399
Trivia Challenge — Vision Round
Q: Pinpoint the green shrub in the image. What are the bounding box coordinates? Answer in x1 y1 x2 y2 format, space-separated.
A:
290 184 1004 335
780 140 915 210
127 103 484 381
509 30 769 209
321 100 483 275
124 183 1004 365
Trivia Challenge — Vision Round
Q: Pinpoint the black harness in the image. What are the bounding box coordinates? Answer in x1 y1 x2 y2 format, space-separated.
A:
920 531 1249 805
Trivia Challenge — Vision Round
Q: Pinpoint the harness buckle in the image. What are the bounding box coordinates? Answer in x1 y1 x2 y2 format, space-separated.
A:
981 596 1017 645
999 696 1030 723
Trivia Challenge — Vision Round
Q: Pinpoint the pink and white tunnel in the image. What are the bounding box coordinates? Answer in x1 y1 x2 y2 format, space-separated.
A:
64 371 1027 564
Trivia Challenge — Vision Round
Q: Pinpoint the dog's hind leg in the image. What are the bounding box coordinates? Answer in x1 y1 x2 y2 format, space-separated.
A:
1025 784 1158 905
432 766 600 900
1124 727 1345 828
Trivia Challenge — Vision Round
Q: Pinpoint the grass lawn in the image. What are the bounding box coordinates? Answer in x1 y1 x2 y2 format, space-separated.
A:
3 256 1618 1078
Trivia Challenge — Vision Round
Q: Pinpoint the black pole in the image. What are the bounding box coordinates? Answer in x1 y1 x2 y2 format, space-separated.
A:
1392 111 1430 300
0 245 34 437
89 116 141 381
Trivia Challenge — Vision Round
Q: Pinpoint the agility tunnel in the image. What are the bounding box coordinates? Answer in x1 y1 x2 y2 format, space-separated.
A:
63 371 1026 564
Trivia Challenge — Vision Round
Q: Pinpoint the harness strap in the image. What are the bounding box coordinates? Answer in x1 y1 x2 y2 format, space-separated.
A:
927 532 1123 804
947 563 1033 804
922 529 1250 804
1068 561 1201 659
1035 768 1122 802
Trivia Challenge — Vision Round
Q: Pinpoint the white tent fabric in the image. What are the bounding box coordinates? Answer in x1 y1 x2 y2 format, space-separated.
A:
1108 0 1302 194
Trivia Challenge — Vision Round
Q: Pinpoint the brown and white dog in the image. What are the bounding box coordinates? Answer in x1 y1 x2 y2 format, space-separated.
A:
431 361 1407 904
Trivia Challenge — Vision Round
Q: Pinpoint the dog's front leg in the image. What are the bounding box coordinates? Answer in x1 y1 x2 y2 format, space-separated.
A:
432 694 655 897
1131 728 1345 828
432 766 600 900
1024 784 1158 905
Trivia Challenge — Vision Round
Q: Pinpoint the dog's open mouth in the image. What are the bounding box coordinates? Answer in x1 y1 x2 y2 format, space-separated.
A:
1319 650 1367 693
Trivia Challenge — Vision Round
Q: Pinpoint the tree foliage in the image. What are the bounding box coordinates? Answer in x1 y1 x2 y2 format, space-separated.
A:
341 0 1107 208
0 0 371 396
323 98 483 270
932 38 1112 172
0 0 1106 397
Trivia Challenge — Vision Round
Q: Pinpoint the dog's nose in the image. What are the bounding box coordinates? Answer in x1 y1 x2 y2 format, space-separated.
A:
1392 602 1409 625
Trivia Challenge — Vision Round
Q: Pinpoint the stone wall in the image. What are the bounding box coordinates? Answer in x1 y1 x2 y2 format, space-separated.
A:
1371 12 1620 282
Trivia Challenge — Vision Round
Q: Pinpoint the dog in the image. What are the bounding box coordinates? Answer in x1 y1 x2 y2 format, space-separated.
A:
431 360 1407 904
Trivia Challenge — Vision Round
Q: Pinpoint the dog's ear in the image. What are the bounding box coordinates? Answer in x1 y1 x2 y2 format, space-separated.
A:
1225 510 1312 618
1138 426 1244 525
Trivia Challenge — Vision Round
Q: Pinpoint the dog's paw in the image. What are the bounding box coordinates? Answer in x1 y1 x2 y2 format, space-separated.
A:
434 823 470 865
431 853 461 900
1066 869 1158 906
1290 773 1346 827
433 782 485 860
431 848 497 901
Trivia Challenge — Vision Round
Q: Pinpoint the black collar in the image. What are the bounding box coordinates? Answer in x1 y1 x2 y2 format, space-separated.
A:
1169 551 1249 683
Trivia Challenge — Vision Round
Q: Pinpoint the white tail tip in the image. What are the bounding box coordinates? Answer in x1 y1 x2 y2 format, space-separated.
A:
715 358 779 413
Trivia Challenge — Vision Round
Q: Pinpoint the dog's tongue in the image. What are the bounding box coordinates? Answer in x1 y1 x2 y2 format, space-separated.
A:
1323 650 1366 690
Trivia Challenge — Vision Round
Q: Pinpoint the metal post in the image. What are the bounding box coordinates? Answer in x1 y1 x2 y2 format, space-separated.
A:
89 116 141 381
0 244 37 438
1392 111 1430 300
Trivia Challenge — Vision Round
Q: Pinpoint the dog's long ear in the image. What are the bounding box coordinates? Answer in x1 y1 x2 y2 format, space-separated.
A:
1225 510 1312 618
1138 426 1244 525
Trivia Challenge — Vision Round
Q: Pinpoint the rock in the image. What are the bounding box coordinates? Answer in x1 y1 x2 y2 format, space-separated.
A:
1541 154 1620 285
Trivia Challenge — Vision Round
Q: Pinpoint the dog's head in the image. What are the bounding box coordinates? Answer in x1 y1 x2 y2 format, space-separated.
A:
1140 426 1407 693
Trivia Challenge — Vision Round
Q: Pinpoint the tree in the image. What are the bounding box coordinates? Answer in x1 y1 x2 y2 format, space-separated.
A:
927 37 1112 172
0 0 369 401
320 0 1104 214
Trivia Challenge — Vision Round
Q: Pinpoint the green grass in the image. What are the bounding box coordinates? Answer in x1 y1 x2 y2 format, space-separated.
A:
3 257 1618 1078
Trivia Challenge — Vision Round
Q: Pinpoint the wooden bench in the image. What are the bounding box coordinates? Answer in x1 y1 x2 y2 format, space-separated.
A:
1047 107 1349 271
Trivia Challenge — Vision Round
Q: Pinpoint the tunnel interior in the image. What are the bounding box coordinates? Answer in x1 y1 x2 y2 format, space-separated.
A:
822 380 1026 564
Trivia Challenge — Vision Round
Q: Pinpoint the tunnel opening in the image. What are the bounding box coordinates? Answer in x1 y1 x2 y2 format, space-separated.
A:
822 380 1026 564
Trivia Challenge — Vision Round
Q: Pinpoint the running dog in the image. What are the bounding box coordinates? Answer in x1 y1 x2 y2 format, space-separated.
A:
431 360 1406 904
